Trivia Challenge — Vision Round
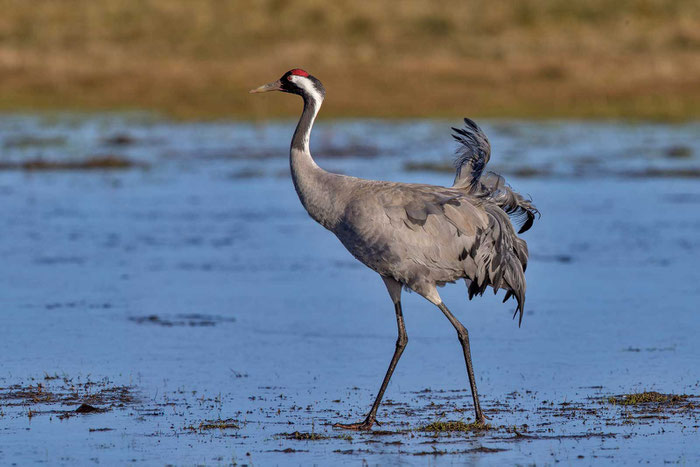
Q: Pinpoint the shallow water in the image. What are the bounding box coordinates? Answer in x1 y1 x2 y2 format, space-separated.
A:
1 114 699 464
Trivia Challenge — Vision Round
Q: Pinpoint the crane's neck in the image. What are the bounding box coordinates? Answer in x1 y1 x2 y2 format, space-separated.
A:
291 94 320 155
290 92 345 229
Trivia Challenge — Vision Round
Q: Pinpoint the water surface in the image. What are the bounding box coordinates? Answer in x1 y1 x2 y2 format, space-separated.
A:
1 115 699 464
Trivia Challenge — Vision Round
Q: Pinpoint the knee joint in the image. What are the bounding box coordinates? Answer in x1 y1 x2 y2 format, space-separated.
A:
456 327 469 341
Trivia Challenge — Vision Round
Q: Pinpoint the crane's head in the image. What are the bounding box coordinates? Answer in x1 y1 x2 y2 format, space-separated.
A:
249 69 325 101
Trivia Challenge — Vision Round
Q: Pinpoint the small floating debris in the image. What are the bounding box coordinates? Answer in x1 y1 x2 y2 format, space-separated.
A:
102 134 137 146
279 431 328 440
128 314 235 327
75 403 103 413
664 145 693 159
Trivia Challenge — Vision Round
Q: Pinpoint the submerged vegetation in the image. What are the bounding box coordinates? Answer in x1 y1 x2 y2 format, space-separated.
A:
280 431 328 441
0 377 137 419
194 419 240 431
607 392 690 406
0 0 699 119
419 419 492 433
0 156 146 171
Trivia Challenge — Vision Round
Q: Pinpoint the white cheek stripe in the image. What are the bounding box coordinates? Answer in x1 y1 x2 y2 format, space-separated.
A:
290 75 323 103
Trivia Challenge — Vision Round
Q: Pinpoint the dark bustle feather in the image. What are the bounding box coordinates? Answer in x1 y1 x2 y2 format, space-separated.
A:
452 118 491 189
452 118 537 327
451 119 540 233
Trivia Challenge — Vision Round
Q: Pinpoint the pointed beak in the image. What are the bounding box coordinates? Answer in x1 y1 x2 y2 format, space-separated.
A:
249 80 282 94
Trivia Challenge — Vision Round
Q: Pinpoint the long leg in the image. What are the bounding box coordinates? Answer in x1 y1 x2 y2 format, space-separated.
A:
437 302 486 424
334 277 407 430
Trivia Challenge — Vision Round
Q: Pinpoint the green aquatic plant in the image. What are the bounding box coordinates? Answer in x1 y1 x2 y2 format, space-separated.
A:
607 392 688 406
282 431 328 440
419 419 491 433
197 419 240 430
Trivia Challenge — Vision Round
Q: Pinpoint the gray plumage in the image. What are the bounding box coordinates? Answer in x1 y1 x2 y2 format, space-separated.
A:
250 70 539 430
452 118 539 235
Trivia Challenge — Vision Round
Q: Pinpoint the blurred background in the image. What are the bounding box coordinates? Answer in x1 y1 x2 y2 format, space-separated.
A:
1 1 700 465
1 0 699 119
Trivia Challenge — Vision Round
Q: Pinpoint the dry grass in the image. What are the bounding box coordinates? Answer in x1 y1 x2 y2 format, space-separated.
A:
0 0 699 119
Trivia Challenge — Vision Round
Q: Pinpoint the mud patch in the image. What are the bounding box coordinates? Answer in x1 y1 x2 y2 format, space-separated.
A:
0 377 137 419
76 403 105 413
531 253 573 263
102 134 138 146
187 419 240 431
278 431 329 441
413 446 505 456
509 166 553 178
664 145 693 159
662 193 700 204
418 420 492 434
3 135 66 148
0 155 147 171
607 392 692 406
229 167 266 179
317 144 380 159
622 346 676 353
128 314 235 327
403 161 452 173
623 168 700 178
403 161 553 178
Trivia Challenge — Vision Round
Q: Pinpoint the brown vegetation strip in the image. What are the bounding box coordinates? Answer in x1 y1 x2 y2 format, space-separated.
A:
0 156 147 171
419 420 492 433
279 431 328 441
0 378 137 420
197 419 240 430
0 1 699 119
403 161 700 179
607 392 690 406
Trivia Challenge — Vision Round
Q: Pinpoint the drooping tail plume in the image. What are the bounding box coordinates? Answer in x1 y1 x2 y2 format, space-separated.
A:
452 118 491 190
451 118 539 233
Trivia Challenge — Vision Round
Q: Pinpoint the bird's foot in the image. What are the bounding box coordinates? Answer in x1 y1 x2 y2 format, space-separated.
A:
333 417 377 431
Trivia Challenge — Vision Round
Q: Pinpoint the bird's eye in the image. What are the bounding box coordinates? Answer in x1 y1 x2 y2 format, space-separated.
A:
287 75 293 81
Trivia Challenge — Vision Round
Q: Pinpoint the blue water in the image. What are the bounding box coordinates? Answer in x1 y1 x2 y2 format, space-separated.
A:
1 114 699 464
